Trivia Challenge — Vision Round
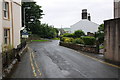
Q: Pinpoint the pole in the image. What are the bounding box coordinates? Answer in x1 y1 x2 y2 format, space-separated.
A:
24 8 26 27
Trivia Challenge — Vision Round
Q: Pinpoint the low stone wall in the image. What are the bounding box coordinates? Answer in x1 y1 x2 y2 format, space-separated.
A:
59 42 97 53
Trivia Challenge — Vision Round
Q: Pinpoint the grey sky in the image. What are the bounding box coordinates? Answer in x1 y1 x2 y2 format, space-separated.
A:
35 0 113 28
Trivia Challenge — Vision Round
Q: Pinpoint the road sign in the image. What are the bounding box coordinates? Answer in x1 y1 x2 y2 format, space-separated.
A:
22 29 29 38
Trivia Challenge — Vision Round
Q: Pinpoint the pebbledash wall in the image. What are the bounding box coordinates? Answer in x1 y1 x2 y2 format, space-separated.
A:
104 0 120 62
0 0 21 52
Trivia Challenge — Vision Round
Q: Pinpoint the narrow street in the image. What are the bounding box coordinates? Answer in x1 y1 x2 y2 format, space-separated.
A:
11 40 120 79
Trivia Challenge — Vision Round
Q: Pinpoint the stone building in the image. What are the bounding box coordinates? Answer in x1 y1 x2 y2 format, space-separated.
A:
104 0 120 62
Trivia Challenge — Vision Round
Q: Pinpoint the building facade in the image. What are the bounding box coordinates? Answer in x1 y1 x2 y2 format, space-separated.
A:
70 9 99 34
0 0 21 52
104 0 120 62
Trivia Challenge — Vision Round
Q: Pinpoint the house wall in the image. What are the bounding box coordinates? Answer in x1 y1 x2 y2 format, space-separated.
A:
1 0 21 49
70 20 99 34
0 1 3 53
0 1 3 79
12 2 21 48
104 18 120 62
2 0 13 48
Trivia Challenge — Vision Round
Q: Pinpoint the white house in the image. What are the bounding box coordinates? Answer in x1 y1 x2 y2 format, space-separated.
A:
70 9 99 34
0 0 21 52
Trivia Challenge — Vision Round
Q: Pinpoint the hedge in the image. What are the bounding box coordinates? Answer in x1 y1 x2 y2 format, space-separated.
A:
82 36 95 45
72 38 84 44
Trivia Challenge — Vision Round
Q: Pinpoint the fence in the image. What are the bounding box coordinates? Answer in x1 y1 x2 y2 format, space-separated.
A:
2 41 26 68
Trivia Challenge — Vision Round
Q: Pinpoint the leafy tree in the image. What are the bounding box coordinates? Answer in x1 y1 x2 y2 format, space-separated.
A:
54 28 59 37
22 2 43 32
95 24 104 44
74 30 85 38
98 24 104 33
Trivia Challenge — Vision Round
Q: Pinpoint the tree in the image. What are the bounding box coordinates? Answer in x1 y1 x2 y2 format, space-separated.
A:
22 2 43 32
95 24 104 44
74 30 85 38
54 28 59 37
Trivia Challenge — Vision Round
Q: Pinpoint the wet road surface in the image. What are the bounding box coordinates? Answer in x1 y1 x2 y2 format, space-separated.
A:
11 40 120 79
29 40 120 78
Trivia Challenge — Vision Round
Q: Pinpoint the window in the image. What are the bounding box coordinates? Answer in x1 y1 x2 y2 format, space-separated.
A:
4 29 10 44
3 2 9 19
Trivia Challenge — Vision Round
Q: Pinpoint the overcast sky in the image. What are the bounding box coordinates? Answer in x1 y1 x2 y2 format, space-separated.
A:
35 0 113 28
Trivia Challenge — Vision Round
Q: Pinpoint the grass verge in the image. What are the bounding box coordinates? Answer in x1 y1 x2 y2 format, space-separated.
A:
31 40 49 42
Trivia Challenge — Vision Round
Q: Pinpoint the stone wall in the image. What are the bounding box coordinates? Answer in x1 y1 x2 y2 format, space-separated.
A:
59 42 97 53
104 18 120 62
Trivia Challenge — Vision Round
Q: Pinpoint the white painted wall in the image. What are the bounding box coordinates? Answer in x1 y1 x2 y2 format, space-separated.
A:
70 19 99 34
0 1 3 79
0 1 3 53
2 0 21 48
12 2 21 48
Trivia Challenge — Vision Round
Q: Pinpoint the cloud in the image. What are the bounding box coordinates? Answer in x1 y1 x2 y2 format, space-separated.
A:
35 0 113 28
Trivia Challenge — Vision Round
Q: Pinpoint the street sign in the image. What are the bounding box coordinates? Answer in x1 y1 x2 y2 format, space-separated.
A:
22 29 29 38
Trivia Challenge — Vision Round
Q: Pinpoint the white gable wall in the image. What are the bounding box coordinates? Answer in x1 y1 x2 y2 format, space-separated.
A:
70 19 99 34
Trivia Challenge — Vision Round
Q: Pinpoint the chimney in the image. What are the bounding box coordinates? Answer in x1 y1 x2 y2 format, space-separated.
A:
114 0 120 18
88 13 91 21
82 9 87 19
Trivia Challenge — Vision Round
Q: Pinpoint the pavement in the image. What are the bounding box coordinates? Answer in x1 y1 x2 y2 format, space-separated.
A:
0 53 2 79
10 52 34 78
9 40 120 79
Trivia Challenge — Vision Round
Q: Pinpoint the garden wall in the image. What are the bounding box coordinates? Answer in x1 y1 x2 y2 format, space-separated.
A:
59 42 97 53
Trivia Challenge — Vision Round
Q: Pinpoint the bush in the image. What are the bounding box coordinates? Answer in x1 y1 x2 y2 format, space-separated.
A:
72 38 84 44
61 37 73 43
82 36 95 45
63 33 74 37
74 30 85 38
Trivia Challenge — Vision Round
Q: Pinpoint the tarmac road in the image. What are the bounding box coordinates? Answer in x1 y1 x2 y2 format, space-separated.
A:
11 40 120 79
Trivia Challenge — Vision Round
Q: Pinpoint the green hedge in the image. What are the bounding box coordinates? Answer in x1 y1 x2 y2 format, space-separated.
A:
72 38 84 44
82 36 95 45
60 36 96 45
63 33 74 37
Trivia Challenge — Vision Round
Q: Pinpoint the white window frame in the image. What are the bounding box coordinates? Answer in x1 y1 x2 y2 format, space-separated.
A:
4 29 10 45
3 1 9 19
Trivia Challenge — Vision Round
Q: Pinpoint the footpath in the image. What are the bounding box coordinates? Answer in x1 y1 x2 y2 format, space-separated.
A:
0 54 2 79
2 45 28 79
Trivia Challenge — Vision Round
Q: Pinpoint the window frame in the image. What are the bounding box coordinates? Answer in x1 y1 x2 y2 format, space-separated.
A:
3 1 10 20
4 29 10 45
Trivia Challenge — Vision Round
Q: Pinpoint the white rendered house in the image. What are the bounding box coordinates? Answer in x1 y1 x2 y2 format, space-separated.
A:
0 0 21 52
70 9 99 34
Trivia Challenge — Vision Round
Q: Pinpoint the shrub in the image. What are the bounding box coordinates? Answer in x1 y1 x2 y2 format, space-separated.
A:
72 38 84 44
82 36 95 45
61 37 73 43
74 30 85 38
63 33 74 37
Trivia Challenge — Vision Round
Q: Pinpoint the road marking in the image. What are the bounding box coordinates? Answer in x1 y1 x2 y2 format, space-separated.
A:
30 52 37 77
77 51 120 69
34 60 42 76
31 51 42 76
